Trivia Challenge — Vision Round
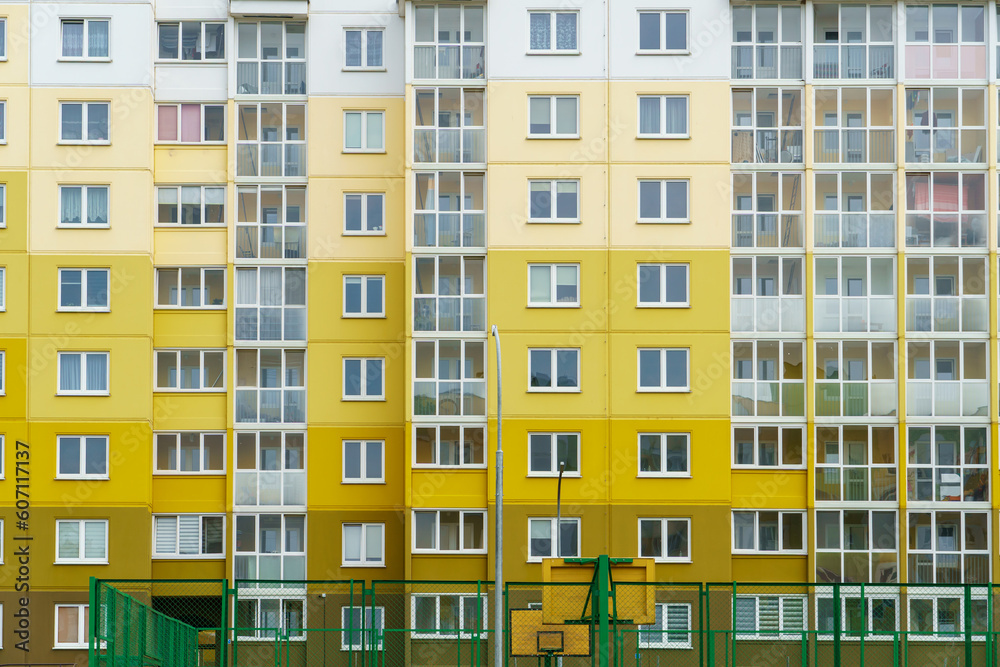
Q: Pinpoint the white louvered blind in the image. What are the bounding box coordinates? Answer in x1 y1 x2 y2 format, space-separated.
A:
83 520 106 559
782 597 806 635
179 515 201 554
665 603 691 646
155 516 178 554
758 596 780 635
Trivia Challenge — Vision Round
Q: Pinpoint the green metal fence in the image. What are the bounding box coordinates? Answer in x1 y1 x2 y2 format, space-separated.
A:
91 578 1000 667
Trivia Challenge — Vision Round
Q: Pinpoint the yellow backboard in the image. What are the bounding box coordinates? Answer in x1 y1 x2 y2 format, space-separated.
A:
541 558 656 625
509 609 592 657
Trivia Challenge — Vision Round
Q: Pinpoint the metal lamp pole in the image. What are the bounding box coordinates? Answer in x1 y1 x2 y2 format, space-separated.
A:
555 462 565 559
491 325 503 667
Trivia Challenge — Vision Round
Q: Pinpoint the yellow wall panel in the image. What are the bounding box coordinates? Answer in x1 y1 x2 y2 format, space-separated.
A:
0 87 30 169
732 556 809 582
731 471 809 509
152 312 227 348
0 170 30 252
0 5 30 86
153 229 228 266
308 97 406 179
152 395 229 432
306 342 406 426
153 146 229 183
308 425 405 509
308 176 406 260
152 477 227 514
308 260 406 343
0 253 28 336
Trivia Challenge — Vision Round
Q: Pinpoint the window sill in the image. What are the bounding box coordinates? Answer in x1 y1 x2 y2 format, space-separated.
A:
343 230 386 237
153 389 226 394
55 560 109 565
528 472 582 478
342 479 386 485
413 465 489 471
54 645 91 650
343 149 387 155
732 466 807 471
526 219 581 225
58 57 112 63
151 554 226 560
57 224 111 229
636 50 691 56
527 134 580 140
153 471 227 476
58 141 110 146
636 303 690 309
56 392 110 397
153 306 228 311
637 219 691 225
732 551 808 557
155 142 227 147
341 562 386 567
636 135 690 140
527 303 581 309
154 59 227 65
342 396 386 402
527 50 581 56
527 388 581 394
412 550 489 556
343 67 388 73
58 308 110 313
56 476 109 481
343 313 387 319
637 473 692 479
154 223 228 229
651 558 692 564
637 387 690 393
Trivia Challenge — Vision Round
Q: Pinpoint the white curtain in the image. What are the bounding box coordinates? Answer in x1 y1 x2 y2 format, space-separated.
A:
154 517 177 555
87 187 108 225
664 97 688 135
555 13 577 49
63 21 84 57
60 354 81 391
86 353 108 392
345 30 362 67
529 13 550 50
260 267 282 306
236 269 258 306
61 187 82 225
58 522 80 559
83 521 106 559
88 21 109 58
639 97 661 135
366 524 383 561
367 30 383 67
343 524 361 562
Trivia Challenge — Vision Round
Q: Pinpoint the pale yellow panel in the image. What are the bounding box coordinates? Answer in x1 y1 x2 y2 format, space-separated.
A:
0 6 30 86
308 176 406 260
0 87 30 169
308 96 406 179
153 146 229 183
153 228 228 266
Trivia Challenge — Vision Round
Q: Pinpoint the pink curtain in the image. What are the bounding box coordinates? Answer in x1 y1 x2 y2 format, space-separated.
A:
157 105 177 141
181 104 201 142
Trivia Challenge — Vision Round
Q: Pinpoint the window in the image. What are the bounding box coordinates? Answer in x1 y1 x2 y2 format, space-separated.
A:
529 433 580 476
528 264 579 307
411 594 487 640
814 171 896 248
59 102 109 143
235 21 306 95
815 509 898 582
637 348 689 392
0 351 5 394
415 256 485 331
55 604 90 648
57 435 108 480
638 433 690 476
528 180 579 222
236 185 306 259
234 431 305 507
235 598 305 639
414 171 486 248
731 4 803 79
342 523 384 567
413 4 485 79
528 11 578 53
0 435 4 478
905 172 986 248
906 4 986 79
0 184 6 228
157 21 225 61
529 348 579 391
61 18 109 59
0 101 6 143
156 185 225 225
343 357 384 401
907 426 988 502
58 268 109 311
732 510 806 553
0 520 2 562
414 87 485 163
638 11 687 53
235 349 306 424
345 28 384 69
528 96 579 137
56 519 107 563
235 267 307 342
414 340 486 417
906 340 988 417
814 256 896 334
155 432 225 475
732 256 805 333
734 596 807 640
638 264 688 307
156 268 226 309
153 515 224 558
413 510 486 553
344 193 384 234
233 514 305 580
815 425 897 502
59 185 109 227
344 111 384 153
344 275 384 318
237 103 306 177
906 256 987 332
908 594 988 640
639 603 692 649
343 440 384 483
528 517 580 560
815 591 900 638
813 4 895 79
731 88 802 162
638 518 690 562
0 18 6 60
638 95 689 138
814 341 897 417
155 350 225 392
909 511 989 584
814 88 895 164
341 607 385 650
58 352 108 395
414 425 485 468
732 426 805 468
905 88 986 164
637 180 689 223
732 172 804 248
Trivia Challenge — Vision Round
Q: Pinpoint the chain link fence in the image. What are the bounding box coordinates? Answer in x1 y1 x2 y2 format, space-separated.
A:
92 578 1000 667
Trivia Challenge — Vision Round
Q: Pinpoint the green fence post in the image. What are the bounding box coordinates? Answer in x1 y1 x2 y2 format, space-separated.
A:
89 577 98 667
860 582 865 667
698 583 704 667
833 583 841 667
232 583 239 667
965 583 973 667
220 579 229 667
597 555 611 667
705 584 713 667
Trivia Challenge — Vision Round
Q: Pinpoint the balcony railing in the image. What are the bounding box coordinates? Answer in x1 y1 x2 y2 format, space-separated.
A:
732 130 803 164
234 470 306 506
414 128 486 164
414 45 485 80
814 45 894 80
905 297 988 333
814 129 895 164
731 45 803 80
906 381 989 418
732 214 803 249
815 382 896 418
235 306 307 342
814 213 895 249
731 382 805 417
414 213 486 249
814 297 896 334
235 389 306 424
731 297 805 333
414 297 486 332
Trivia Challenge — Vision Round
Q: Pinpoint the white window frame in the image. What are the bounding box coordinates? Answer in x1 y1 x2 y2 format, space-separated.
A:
0 435 4 479
732 425 807 469
155 267 226 309
233 431 306 508
342 439 385 484
55 519 108 564
637 348 690 392
343 192 385 235
638 603 693 649
155 21 226 62
637 517 691 563
734 595 808 640
637 180 690 224
343 110 385 153
0 183 7 228
0 519 4 563
155 185 226 226
413 424 487 469
340 606 385 650
154 432 226 475
527 517 581 561
528 348 581 392
414 171 486 249
814 590 901 640
907 592 988 641
814 340 898 418
234 597 307 641
235 185 307 260
527 95 580 138
905 255 987 332
58 102 110 144
234 349 307 425
410 594 488 639
156 103 226 144
234 20 307 96
412 510 487 554
60 18 110 61
58 268 110 312
413 339 486 418
0 267 6 311
0 18 7 61
0 100 6 144
528 263 580 308
414 255 487 332
528 432 581 477
904 172 986 249
637 432 691 477
344 27 385 71
732 171 805 249
637 10 689 54
54 604 89 649
232 513 307 586
57 351 109 396
56 435 109 480
732 340 806 418
236 102 307 178
528 179 581 223
343 275 385 318
58 185 110 227
904 87 986 164
906 510 991 584
814 424 898 503
234 266 307 343
152 514 225 559
814 509 898 582
907 425 989 503
637 263 689 307
155 349 226 392
637 95 690 139
341 522 385 567
527 10 579 54
0 350 5 396
731 510 807 554
343 357 385 401
731 87 804 163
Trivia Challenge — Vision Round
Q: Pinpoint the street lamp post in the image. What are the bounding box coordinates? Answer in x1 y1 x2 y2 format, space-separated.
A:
491 325 503 667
